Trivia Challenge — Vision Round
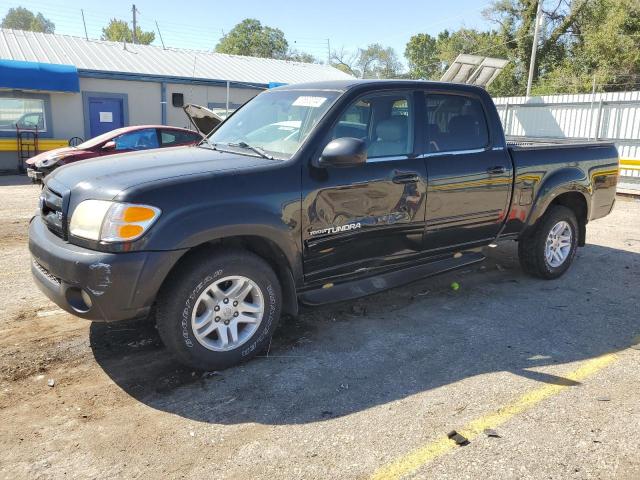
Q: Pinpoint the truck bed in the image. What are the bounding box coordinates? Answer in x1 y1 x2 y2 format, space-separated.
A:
506 136 614 150
503 138 619 236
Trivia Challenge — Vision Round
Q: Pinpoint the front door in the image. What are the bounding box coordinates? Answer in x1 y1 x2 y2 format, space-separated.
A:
301 90 428 283
88 97 124 138
421 92 513 251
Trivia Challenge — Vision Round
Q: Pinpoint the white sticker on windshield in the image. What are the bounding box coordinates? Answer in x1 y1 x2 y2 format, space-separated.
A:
292 96 327 108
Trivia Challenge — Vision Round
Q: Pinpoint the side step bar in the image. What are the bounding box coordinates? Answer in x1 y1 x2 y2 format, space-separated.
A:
299 251 486 306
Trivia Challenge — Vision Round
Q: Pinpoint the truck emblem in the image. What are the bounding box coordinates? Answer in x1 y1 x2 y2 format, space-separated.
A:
309 222 362 237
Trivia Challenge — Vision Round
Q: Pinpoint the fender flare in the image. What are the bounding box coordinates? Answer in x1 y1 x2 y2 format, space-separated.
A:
146 202 302 316
524 167 591 231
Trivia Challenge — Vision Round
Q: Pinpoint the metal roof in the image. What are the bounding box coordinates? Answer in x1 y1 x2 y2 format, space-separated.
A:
0 28 352 86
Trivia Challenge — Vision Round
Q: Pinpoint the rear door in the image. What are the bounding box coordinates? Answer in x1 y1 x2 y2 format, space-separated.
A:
301 90 428 283
420 91 513 251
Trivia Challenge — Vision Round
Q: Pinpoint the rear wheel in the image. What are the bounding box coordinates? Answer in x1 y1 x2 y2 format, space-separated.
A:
156 249 281 370
518 205 579 279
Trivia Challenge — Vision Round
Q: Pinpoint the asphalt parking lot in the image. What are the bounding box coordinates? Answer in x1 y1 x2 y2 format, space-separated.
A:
1 175 639 479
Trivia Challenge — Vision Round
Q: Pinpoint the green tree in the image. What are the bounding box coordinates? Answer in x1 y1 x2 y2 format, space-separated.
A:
535 0 640 93
358 44 403 78
331 44 403 78
1 7 54 33
286 50 319 63
405 33 440 79
404 1 595 95
101 19 155 45
215 19 288 59
483 0 588 95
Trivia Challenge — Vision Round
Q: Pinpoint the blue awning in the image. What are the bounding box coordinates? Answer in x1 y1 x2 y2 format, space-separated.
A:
0 59 79 93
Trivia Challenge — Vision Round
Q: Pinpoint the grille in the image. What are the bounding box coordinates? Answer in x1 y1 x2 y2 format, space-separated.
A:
40 186 66 239
32 260 61 286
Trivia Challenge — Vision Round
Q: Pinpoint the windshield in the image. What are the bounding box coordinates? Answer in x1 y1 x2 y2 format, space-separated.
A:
76 128 129 149
208 89 341 160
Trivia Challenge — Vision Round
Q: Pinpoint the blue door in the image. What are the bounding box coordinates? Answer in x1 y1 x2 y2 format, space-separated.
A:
88 97 124 138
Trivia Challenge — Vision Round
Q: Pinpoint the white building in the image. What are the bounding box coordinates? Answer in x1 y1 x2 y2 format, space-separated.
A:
0 28 352 172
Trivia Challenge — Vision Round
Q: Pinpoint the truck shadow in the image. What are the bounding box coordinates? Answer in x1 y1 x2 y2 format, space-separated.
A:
90 241 640 425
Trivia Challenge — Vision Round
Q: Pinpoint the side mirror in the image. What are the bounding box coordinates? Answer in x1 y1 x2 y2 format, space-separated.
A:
315 137 366 168
102 140 116 151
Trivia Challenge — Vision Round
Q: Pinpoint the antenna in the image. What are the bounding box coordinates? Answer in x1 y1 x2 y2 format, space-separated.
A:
81 9 88 41
155 21 166 49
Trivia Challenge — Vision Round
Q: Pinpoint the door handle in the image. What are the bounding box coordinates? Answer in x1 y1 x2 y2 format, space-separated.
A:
486 166 506 175
392 172 420 184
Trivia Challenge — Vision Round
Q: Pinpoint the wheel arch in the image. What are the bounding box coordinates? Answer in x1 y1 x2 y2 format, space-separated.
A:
158 235 299 317
523 168 591 246
547 192 588 246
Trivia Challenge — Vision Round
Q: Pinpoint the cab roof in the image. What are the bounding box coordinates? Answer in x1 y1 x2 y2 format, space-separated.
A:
274 79 487 94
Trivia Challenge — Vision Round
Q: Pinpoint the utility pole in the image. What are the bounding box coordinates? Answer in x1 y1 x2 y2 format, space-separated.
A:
526 0 543 97
131 4 138 44
326 38 331 65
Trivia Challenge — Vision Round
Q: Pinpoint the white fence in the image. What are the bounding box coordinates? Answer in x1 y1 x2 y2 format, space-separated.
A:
493 91 640 191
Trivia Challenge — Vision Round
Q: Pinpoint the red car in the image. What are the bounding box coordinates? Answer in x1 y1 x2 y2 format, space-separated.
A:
26 125 201 182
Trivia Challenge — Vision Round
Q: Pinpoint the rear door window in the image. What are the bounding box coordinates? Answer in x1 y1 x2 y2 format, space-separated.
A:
424 94 489 153
160 129 200 146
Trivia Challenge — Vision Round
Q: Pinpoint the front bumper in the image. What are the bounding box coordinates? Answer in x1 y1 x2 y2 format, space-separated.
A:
28 215 184 321
26 168 44 183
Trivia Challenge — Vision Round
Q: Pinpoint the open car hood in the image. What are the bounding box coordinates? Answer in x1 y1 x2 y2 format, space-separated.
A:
183 104 224 137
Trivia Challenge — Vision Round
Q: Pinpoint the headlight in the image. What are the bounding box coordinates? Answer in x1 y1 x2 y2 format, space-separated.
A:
36 152 72 168
69 200 161 242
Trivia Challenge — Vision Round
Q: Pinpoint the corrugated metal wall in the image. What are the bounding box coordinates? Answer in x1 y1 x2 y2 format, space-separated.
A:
493 91 640 191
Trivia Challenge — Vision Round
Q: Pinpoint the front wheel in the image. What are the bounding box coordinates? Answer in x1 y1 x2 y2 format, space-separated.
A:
156 249 282 370
518 205 579 279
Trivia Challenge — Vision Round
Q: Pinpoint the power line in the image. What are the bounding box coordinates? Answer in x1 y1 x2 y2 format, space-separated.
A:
2 1 327 56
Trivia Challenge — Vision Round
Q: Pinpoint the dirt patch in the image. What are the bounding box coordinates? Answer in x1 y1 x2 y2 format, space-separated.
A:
1 178 639 480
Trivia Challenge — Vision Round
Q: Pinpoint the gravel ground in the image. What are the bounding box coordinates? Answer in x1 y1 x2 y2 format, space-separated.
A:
0 175 639 479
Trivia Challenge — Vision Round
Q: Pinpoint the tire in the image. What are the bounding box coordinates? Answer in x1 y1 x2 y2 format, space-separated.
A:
518 205 579 279
156 248 282 370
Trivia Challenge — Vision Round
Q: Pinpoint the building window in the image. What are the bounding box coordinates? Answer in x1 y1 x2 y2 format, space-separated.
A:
0 97 47 132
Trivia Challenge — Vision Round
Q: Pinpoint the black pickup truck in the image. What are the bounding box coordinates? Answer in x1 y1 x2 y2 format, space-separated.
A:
29 80 619 369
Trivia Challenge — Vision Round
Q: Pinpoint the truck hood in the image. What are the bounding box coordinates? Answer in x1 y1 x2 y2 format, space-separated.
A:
26 146 79 166
46 145 272 198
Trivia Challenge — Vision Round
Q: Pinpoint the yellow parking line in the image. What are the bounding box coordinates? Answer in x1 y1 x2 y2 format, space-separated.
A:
370 353 618 480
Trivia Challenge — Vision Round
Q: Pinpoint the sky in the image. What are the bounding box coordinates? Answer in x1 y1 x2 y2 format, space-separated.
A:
1 0 493 65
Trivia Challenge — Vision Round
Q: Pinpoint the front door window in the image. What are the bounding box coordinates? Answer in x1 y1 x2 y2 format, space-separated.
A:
330 92 414 159
114 129 159 150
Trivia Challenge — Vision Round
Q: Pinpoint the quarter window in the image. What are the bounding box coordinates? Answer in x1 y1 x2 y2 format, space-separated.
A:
424 94 489 153
0 97 46 132
330 92 414 159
